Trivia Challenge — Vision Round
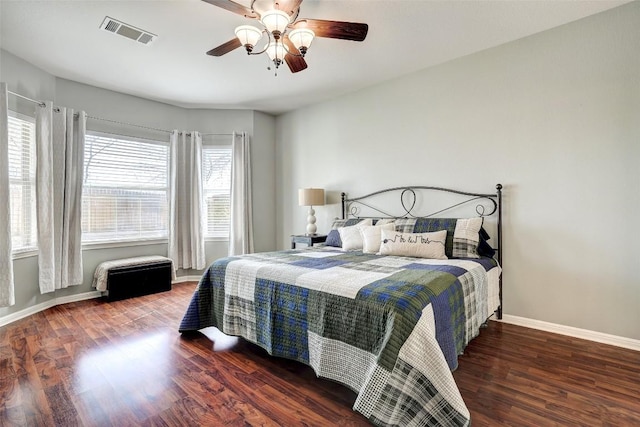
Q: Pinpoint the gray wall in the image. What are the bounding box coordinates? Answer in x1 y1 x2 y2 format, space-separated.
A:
251 110 277 253
0 49 276 319
2 51 56 116
275 3 640 340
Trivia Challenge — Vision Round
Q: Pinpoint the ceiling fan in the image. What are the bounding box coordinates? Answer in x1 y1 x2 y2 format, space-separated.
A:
202 0 369 74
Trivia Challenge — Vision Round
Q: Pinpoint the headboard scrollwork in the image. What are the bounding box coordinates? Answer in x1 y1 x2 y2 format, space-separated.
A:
341 185 501 220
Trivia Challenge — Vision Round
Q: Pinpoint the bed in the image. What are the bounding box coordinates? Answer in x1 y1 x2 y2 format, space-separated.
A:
179 184 503 427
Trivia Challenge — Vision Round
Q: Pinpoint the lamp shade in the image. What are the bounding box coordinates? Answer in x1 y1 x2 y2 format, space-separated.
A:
261 9 290 34
288 28 315 50
266 41 286 61
298 188 325 206
235 25 262 47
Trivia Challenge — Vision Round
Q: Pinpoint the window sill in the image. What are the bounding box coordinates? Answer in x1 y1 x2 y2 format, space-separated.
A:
12 249 38 260
82 238 168 251
12 238 228 258
205 237 230 243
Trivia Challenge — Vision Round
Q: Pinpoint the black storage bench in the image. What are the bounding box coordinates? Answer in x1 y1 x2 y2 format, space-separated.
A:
93 256 174 302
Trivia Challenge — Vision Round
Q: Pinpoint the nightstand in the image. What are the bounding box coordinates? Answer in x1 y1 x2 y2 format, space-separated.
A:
291 234 327 249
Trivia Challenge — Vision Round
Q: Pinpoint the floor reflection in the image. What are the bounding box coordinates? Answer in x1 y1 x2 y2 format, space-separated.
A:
76 330 174 392
199 326 240 351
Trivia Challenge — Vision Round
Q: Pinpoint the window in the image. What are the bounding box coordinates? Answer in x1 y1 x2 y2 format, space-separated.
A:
7 113 37 252
202 146 232 239
82 132 169 243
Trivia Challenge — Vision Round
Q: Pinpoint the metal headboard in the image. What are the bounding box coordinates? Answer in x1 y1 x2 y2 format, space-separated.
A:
341 184 503 319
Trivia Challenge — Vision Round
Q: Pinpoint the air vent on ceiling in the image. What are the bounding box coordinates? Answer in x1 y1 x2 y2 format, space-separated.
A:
100 16 157 45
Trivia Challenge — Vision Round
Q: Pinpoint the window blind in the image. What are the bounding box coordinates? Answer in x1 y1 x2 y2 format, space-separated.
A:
202 146 232 238
7 114 37 252
82 132 169 242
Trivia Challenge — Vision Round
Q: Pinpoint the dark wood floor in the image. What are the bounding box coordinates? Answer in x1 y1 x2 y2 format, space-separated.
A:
454 320 640 426
1 282 639 426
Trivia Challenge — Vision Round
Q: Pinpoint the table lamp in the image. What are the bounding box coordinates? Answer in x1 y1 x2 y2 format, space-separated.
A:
298 188 325 235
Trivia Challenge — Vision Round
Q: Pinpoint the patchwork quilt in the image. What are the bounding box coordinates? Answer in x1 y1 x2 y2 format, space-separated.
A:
179 247 499 427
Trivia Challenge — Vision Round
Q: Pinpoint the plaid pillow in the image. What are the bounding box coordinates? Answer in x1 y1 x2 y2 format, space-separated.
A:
393 217 487 258
452 218 483 258
393 218 417 233
330 218 363 229
412 218 458 258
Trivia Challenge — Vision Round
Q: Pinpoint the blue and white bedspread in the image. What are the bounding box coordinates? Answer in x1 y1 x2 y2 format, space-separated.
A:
179 247 500 427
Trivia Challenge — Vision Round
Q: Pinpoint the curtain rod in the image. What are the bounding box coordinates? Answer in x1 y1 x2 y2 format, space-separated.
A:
7 90 46 107
7 89 235 137
184 132 234 137
86 115 172 134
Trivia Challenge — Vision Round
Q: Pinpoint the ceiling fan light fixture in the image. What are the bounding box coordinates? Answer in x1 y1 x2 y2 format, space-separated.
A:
235 25 262 52
261 9 290 35
266 41 286 65
288 28 314 55
203 0 369 75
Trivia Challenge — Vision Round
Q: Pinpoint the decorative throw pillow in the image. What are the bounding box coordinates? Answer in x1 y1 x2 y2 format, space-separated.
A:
338 219 373 250
330 218 364 230
379 229 448 259
477 237 496 258
412 218 458 258
452 218 483 258
325 218 366 247
476 226 496 257
324 229 342 247
359 223 396 254
395 217 488 258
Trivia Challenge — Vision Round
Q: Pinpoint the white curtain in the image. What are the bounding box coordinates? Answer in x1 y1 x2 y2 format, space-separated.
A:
229 131 254 256
36 102 85 294
169 130 206 271
0 83 15 307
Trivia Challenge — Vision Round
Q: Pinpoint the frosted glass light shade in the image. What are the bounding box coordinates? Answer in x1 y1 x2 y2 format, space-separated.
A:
235 25 262 47
288 28 315 50
261 9 290 34
266 41 286 61
298 188 325 206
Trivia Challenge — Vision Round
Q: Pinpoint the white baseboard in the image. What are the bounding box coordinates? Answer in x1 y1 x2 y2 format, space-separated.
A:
499 314 640 352
173 275 201 283
0 290 102 329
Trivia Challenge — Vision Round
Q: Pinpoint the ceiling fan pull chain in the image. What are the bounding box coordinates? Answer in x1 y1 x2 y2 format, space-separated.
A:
266 55 278 77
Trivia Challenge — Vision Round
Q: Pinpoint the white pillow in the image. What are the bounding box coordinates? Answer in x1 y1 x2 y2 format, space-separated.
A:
452 217 483 258
338 218 373 250
359 223 396 254
379 229 448 259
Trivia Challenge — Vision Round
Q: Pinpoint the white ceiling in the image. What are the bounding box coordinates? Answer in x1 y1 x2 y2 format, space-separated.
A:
0 0 629 115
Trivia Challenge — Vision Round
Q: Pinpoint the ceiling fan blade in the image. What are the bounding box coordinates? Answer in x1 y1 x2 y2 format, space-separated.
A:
201 0 258 19
275 0 303 16
283 36 308 73
207 38 242 56
292 19 368 42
